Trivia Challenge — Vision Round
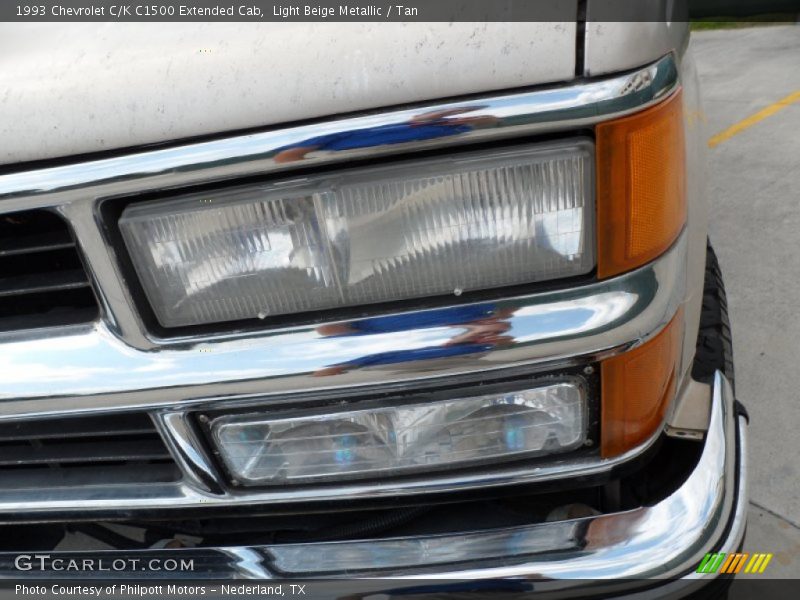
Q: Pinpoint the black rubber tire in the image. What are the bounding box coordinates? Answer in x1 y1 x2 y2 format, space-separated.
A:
691 241 735 390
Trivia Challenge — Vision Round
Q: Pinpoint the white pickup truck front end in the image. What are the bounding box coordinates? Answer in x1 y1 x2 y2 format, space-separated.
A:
0 15 746 598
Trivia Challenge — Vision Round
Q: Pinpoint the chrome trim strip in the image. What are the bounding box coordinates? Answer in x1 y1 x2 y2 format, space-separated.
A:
0 54 677 350
154 413 225 495
0 371 746 591
0 233 686 420
721 415 749 554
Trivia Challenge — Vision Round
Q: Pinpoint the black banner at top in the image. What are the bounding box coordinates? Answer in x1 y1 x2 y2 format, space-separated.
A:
1 0 696 23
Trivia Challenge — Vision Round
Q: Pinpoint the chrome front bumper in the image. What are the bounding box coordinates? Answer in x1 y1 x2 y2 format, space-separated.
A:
3 371 746 593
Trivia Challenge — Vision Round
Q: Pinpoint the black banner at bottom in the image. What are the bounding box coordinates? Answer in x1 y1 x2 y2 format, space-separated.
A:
2 579 800 600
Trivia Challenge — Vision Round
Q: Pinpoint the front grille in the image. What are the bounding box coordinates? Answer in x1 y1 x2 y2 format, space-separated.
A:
0 413 180 489
0 210 98 331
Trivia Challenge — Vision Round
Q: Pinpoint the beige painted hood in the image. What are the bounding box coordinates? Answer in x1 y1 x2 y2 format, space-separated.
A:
0 22 577 165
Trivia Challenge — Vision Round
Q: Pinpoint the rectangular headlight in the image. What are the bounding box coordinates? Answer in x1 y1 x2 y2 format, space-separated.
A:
120 141 594 328
210 380 586 485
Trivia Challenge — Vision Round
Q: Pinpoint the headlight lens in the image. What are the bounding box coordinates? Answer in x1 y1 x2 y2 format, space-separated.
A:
210 380 586 485
120 141 594 327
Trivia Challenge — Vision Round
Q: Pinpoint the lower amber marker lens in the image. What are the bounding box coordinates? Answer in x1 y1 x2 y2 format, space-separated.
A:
600 308 684 458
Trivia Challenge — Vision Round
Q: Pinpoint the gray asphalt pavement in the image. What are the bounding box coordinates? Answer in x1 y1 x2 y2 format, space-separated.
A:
693 24 800 578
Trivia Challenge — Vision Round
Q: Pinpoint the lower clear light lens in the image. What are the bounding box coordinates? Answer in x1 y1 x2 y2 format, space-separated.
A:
210 380 586 485
119 141 594 327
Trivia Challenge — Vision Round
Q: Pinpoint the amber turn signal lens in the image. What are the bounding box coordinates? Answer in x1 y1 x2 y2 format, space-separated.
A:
596 89 686 279
600 309 683 458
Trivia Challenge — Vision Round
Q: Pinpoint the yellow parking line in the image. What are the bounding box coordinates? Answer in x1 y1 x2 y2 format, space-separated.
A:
708 90 800 148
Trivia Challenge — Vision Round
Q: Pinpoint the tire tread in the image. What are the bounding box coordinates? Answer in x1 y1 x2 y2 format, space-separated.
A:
692 240 735 388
